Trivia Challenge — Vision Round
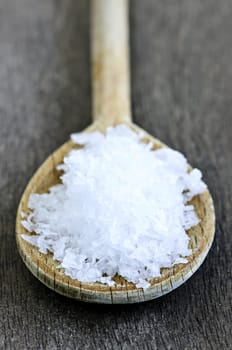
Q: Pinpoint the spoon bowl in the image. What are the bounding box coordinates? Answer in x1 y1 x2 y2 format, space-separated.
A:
16 121 215 303
16 0 215 303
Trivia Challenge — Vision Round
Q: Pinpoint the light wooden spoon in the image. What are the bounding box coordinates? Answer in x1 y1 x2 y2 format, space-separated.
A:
16 0 215 304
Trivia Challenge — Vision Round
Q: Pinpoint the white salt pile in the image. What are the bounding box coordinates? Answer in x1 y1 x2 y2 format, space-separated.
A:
22 125 206 288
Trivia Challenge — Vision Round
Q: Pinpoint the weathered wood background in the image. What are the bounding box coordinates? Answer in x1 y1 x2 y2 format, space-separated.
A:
0 0 231 349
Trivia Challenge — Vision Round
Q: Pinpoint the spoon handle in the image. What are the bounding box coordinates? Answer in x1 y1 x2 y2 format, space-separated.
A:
91 0 132 125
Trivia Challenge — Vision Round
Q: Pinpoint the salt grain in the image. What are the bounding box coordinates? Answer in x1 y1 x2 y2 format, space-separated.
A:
22 125 206 288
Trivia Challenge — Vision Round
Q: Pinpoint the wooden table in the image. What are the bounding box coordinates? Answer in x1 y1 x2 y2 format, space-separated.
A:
0 1 231 349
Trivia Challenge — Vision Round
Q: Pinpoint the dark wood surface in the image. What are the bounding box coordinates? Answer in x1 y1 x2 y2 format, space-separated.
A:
0 0 231 349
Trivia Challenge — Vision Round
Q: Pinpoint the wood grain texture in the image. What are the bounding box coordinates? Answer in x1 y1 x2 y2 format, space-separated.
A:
91 0 131 124
0 0 231 348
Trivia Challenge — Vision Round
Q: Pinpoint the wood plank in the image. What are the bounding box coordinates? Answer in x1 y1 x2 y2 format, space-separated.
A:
0 0 231 348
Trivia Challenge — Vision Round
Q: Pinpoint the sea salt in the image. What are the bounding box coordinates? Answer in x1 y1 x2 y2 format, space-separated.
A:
22 125 206 288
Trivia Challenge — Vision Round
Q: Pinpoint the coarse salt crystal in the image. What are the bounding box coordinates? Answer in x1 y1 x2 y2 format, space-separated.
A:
21 125 207 288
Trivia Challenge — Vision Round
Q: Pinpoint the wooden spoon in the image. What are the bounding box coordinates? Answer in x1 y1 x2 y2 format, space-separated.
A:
16 0 215 304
